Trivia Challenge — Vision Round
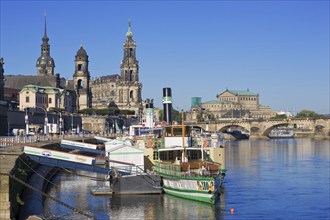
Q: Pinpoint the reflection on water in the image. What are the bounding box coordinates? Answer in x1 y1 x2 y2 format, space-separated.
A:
44 139 330 220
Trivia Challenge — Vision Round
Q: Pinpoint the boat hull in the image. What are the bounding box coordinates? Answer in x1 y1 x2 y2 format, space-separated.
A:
111 173 162 195
160 176 222 204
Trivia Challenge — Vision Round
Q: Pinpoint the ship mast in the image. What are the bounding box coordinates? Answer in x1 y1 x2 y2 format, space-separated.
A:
181 110 187 162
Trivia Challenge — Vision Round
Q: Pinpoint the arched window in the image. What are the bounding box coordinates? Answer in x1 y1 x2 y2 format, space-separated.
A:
130 91 134 100
111 91 115 96
77 79 83 89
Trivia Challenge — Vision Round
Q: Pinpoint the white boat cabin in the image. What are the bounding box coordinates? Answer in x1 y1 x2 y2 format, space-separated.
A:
107 144 145 174
163 125 192 148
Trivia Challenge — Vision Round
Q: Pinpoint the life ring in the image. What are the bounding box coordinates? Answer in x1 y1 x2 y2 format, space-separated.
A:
202 139 209 147
147 139 154 148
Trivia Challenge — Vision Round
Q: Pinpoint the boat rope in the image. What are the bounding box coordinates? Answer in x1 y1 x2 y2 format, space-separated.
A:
18 156 60 189
61 167 108 181
0 172 96 220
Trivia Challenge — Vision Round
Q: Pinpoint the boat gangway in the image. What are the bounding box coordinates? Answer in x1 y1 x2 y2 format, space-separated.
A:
94 136 114 143
23 145 136 175
60 140 104 154
23 145 110 174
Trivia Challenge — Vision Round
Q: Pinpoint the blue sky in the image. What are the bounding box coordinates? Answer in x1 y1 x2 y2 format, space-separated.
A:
0 1 329 114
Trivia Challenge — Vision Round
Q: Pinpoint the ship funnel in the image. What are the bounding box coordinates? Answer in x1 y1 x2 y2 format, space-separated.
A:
162 87 172 125
145 99 154 128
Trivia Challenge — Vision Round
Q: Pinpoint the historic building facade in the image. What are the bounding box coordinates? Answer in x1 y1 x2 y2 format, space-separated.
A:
188 89 274 122
4 16 143 115
90 21 143 115
18 85 75 113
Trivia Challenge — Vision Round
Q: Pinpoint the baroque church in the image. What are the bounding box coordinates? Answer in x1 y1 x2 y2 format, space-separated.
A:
90 21 142 114
3 15 142 115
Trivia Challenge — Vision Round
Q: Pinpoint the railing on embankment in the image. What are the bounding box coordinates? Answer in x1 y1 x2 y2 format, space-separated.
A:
0 140 96 220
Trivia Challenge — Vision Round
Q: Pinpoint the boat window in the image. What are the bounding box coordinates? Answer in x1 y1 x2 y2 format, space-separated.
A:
168 151 174 160
164 126 191 137
153 151 159 160
188 151 200 160
160 152 167 160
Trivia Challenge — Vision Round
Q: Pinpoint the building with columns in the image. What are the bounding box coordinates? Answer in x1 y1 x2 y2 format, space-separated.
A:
188 88 274 122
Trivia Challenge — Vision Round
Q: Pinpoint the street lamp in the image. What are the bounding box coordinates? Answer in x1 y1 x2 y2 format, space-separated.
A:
118 118 126 134
71 113 74 133
105 121 109 135
34 106 48 137
52 110 63 136
25 108 29 140
108 117 115 135
59 114 63 136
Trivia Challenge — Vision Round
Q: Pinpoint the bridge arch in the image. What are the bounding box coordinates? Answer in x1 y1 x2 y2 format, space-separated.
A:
188 118 330 139
217 125 249 133
261 123 290 136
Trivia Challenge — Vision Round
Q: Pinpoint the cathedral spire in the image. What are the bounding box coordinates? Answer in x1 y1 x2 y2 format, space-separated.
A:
126 19 133 38
42 12 49 44
36 12 55 76
44 11 47 38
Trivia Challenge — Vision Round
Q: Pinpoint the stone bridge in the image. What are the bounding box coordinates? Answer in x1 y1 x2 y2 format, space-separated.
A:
186 118 330 139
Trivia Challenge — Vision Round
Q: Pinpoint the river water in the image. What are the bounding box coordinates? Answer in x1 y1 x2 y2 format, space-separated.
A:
43 138 330 220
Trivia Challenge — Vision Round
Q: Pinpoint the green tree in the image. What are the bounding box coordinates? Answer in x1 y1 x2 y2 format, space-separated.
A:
159 108 183 124
271 114 287 119
295 110 320 119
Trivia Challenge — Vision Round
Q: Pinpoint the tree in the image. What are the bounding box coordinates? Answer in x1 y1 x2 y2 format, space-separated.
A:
159 108 183 124
295 110 320 119
272 114 287 119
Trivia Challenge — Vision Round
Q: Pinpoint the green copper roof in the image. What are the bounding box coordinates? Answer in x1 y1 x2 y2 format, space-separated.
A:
227 89 258 96
126 19 133 37
203 100 237 105
22 84 64 95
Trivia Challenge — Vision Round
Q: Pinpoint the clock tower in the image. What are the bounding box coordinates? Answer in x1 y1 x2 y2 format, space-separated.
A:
36 13 55 76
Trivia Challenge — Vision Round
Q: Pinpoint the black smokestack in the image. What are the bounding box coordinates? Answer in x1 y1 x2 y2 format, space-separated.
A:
162 87 172 125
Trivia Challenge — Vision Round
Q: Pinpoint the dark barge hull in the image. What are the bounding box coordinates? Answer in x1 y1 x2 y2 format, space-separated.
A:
111 174 162 194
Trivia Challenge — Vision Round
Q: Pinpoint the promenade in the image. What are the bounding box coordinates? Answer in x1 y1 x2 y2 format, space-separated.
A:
0 134 96 219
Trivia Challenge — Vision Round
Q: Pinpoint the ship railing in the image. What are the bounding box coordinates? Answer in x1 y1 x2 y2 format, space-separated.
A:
110 164 145 176
154 161 221 178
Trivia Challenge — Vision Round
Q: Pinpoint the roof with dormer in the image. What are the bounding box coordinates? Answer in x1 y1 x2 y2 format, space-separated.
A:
202 100 238 105
218 89 258 97
4 75 66 90
20 84 64 95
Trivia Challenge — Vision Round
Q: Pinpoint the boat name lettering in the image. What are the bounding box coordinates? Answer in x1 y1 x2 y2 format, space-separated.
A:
75 156 87 162
197 181 214 191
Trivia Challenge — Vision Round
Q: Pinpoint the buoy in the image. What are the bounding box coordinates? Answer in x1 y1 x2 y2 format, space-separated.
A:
230 208 235 214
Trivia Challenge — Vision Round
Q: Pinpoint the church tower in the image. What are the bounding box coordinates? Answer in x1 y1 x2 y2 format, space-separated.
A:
118 20 142 115
0 58 4 101
36 13 55 76
121 20 139 82
73 46 92 110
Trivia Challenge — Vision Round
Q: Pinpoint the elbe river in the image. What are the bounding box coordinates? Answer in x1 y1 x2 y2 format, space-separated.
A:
43 138 330 220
